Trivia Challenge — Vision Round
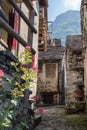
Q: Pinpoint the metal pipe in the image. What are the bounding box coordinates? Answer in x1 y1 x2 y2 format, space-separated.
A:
0 7 9 23
0 17 36 54
7 0 37 34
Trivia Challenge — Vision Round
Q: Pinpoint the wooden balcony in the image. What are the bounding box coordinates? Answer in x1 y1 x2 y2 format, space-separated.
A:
38 43 47 51
38 16 47 51
70 66 84 71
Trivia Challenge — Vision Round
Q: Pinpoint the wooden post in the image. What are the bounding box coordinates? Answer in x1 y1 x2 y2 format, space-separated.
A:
28 10 35 46
22 0 37 16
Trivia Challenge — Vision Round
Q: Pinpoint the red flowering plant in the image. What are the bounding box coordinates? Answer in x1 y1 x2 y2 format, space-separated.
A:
10 46 37 95
31 95 39 104
0 69 4 77
0 46 38 129
31 95 44 115
36 107 44 115
20 46 37 88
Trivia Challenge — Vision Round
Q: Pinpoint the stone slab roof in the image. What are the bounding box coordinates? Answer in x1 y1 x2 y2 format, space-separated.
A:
66 35 82 51
39 46 65 61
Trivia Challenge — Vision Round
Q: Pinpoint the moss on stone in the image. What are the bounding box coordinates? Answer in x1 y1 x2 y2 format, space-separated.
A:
65 114 87 130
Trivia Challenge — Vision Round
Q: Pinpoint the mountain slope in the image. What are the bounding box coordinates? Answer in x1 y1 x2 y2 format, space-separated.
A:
48 10 81 45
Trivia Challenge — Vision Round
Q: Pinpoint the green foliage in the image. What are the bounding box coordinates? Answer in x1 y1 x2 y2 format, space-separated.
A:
0 47 37 129
66 115 87 130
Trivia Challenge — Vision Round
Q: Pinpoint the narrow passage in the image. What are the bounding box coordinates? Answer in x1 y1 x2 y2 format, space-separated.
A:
35 106 87 130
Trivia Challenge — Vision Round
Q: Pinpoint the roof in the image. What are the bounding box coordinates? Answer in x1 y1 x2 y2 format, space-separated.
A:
39 46 65 61
66 35 82 51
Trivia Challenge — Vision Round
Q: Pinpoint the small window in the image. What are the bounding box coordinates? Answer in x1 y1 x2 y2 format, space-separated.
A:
46 63 56 78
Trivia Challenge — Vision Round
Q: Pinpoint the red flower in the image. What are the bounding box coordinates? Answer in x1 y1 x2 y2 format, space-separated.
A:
0 69 4 77
31 95 39 101
37 107 44 114
25 46 30 49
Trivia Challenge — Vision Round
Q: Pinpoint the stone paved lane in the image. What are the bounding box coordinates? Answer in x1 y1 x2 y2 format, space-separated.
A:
34 106 87 130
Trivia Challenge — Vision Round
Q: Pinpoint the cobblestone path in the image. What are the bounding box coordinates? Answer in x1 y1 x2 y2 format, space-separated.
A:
35 106 87 130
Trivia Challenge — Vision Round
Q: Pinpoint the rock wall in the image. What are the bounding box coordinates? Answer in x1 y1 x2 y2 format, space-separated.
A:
81 0 87 111
66 47 84 105
38 60 65 105
84 49 87 111
38 63 58 93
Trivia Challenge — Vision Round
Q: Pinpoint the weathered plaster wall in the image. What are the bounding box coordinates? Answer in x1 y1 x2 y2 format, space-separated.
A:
32 0 39 67
0 0 10 50
18 3 29 55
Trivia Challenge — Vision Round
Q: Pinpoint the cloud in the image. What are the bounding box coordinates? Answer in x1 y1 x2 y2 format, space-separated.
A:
64 0 81 10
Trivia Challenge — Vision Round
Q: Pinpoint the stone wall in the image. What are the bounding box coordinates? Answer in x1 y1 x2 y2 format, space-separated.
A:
65 35 84 107
38 62 59 105
83 48 87 110
38 39 65 105
38 63 58 92
81 0 87 111
38 60 65 105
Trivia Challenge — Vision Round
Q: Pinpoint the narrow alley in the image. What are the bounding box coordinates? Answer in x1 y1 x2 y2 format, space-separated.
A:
35 106 87 130
0 0 87 130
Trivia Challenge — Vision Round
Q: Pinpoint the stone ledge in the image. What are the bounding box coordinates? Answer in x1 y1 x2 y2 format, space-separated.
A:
65 101 86 114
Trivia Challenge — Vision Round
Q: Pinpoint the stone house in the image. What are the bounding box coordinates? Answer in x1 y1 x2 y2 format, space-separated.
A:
38 39 65 105
65 35 85 109
0 0 39 59
81 0 87 110
0 0 48 96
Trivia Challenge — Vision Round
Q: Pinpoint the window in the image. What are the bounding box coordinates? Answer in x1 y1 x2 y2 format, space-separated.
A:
46 63 56 78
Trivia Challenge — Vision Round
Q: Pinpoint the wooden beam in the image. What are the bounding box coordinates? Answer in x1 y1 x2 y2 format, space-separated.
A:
7 0 37 34
28 10 35 45
0 17 28 46
22 0 37 16
0 38 8 49
0 17 36 54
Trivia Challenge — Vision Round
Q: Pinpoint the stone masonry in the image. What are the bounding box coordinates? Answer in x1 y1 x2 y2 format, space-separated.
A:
65 35 85 111
81 0 87 111
38 39 65 105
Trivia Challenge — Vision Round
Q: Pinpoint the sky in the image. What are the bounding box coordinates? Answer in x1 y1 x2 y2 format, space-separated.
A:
48 0 82 21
